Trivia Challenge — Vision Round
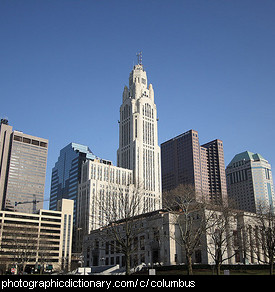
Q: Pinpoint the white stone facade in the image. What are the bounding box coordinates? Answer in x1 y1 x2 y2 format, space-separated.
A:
77 159 133 237
83 208 269 269
117 63 162 212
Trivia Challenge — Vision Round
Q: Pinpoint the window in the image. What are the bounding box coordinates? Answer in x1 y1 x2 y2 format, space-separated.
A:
40 142 47 148
140 235 145 250
105 242 109 254
195 250 202 263
265 168 270 180
14 135 22 142
135 118 138 138
23 137 31 144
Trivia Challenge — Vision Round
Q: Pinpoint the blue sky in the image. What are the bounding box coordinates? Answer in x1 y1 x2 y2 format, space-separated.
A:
1 0 275 205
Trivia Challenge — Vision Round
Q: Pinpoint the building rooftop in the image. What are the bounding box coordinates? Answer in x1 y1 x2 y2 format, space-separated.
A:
227 151 267 168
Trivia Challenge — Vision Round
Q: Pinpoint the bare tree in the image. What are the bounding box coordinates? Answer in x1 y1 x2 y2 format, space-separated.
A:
37 238 56 274
248 204 275 275
205 202 240 275
95 183 145 275
163 184 211 275
7 225 38 274
0 244 10 274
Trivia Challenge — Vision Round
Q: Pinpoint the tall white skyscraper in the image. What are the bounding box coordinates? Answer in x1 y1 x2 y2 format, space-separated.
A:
117 54 162 211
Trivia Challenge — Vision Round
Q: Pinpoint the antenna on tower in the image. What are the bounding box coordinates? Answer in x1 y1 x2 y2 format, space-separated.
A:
1 117 9 125
136 51 143 65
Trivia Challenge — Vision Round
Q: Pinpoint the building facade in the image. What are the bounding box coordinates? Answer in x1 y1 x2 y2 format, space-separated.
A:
0 199 73 273
76 158 133 251
117 58 162 212
226 151 275 213
201 139 227 204
83 210 172 268
49 142 96 219
83 208 266 269
0 119 48 213
161 129 227 204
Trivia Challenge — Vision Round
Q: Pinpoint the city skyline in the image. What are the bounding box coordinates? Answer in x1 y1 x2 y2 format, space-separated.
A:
1 1 275 206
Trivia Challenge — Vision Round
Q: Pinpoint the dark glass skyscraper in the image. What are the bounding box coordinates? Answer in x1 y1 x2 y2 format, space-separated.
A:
49 143 96 220
161 129 228 204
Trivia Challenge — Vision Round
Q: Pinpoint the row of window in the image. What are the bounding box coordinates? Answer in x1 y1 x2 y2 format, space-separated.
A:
227 169 248 184
13 135 48 148
143 148 155 192
143 120 154 146
142 103 154 119
88 163 132 186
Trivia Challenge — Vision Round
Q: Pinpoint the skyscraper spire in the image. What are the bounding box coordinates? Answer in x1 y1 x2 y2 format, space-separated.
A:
136 51 143 65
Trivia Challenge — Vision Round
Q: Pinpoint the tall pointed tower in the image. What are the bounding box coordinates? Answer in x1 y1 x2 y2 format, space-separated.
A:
117 53 162 211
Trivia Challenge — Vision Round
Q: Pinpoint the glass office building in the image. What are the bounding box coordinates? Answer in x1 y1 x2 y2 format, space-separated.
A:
49 143 96 220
